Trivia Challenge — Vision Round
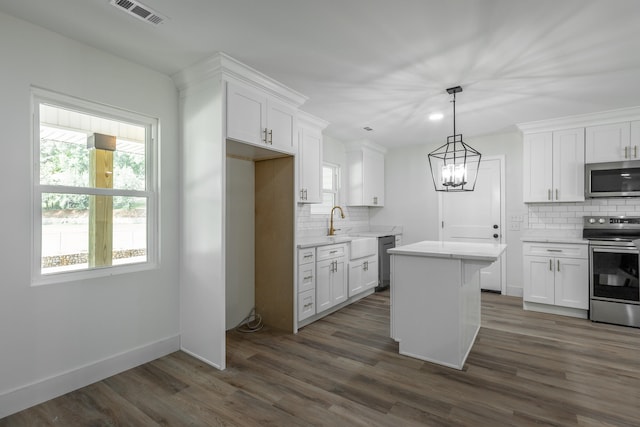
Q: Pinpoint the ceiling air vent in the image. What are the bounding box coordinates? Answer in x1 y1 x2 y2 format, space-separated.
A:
110 0 168 26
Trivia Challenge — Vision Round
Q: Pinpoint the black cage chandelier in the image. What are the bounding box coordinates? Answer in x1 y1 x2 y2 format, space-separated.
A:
428 86 481 192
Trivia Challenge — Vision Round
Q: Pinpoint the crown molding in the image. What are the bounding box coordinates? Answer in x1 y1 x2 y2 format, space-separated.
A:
517 106 640 134
172 52 308 107
298 110 329 130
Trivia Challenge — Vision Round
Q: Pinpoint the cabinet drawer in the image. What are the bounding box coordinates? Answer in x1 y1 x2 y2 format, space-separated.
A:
298 289 316 321
316 243 347 261
523 242 588 259
298 248 315 265
298 263 315 293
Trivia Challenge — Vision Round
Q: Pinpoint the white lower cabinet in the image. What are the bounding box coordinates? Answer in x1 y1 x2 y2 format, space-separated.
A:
299 241 379 326
297 248 316 322
348 256 378 297
316 256 347 313
316 243 348 313
523 242 589 313
297 290 316 322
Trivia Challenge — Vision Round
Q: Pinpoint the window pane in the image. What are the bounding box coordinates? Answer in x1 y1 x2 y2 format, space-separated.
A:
40 130 90 187
41 194 147 274
113 197 147 265
39 104 146 191
113 150 146 191
41 194 90 274
322 166 334 191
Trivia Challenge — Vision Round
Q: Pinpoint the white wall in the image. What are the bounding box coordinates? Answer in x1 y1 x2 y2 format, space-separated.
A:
225 157 255 329
370 131 526 295
369 144 440 243
0 12 180 417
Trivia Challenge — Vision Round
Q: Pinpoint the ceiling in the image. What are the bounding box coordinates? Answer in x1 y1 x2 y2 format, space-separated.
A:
1 0 639 148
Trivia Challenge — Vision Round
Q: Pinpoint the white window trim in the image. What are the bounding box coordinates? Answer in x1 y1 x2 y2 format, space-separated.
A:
31 87 159 286
310 162 340 216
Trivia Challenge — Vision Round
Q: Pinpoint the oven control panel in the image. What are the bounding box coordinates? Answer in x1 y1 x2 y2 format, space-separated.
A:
584 216 640 227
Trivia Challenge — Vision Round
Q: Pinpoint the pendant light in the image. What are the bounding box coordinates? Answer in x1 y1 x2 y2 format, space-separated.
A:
428 86 481 192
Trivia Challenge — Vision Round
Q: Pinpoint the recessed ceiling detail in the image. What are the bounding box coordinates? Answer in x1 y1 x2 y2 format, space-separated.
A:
110 0 167 26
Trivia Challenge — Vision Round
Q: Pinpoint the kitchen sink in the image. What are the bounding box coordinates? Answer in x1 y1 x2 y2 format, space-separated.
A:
349 237 377 259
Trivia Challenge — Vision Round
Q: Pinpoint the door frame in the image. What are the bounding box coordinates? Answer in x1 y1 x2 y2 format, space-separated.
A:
437 155 506 294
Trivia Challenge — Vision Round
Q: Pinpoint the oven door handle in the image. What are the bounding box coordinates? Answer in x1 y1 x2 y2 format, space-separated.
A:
592 247 639 255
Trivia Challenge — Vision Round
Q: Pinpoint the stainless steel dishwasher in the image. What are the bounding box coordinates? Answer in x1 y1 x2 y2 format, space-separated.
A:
376 235 395 291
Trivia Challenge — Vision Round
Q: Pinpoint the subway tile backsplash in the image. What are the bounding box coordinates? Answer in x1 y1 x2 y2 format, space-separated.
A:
296 204 370 238
527 198 640 230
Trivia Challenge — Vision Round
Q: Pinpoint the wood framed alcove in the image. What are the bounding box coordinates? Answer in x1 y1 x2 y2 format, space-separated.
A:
225 139 295 334
254 156 294 332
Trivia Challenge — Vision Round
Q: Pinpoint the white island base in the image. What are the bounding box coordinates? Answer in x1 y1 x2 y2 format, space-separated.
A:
389 241 506 370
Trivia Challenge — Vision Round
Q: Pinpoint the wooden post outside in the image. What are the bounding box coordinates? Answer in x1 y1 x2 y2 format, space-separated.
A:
89 148 114 267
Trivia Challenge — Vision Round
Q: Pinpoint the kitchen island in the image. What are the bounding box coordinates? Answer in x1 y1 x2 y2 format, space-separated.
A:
388 240 507 370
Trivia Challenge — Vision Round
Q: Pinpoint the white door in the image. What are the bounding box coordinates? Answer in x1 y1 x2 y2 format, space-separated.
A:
441 157 503 292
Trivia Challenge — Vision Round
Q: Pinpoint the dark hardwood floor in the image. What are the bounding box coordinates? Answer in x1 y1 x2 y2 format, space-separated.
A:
3 291 640 426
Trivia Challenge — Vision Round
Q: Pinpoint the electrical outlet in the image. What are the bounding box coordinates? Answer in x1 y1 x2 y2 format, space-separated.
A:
510 214 524 222
509 222 521 231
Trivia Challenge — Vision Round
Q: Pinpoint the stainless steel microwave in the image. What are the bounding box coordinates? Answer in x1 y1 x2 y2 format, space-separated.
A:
585 160 640 198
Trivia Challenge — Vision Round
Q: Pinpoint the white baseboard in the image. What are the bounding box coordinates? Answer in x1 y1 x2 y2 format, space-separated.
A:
0 335 180 419
506 285 523 297
179 347 224 370
523 301 588 319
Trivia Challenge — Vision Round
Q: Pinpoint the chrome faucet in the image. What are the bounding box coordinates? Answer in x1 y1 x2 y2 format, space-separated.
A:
328 206 345 236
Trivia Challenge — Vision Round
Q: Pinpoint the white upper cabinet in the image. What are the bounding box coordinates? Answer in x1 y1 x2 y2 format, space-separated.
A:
346 142 386 207
297 112 328 204
523 128 584 203
267 99 297 152
226 81 298 154
523 132 553 202
553 128 585 202
585 122 633 163
227 82 267 146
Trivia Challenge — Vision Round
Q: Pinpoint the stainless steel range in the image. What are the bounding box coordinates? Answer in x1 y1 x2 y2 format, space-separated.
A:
583 216 640 327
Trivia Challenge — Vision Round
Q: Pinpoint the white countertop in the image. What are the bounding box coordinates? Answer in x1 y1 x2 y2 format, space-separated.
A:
297 227 402 248
520 229 587 244
297 235 353 248
388 240 507 261
351 231 399 238
521 236 588 244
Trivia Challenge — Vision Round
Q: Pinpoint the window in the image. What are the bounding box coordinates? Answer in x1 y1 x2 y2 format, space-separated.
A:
310 163 340 215
32 88 158 284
